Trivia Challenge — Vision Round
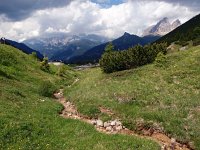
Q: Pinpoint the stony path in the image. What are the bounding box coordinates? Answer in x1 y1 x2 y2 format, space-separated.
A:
54 89 191 150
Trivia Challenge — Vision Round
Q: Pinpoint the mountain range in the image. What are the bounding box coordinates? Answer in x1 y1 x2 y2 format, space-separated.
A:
67 33 160 64
2 16 187 64
24 33 109 61
22 17 182 64
143 17 181 36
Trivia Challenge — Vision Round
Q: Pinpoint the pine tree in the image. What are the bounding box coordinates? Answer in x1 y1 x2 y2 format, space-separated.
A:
105 42 114 53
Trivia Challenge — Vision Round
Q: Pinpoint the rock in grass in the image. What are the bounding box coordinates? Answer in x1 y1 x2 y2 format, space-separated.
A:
115 120 122 126
91 120 97 125
104 122 110 128
66 101 71 106
106 126 112 131
111 120 116 126
68 112 72 116
116 125 123 131
96 120 103 127
171 138 176 143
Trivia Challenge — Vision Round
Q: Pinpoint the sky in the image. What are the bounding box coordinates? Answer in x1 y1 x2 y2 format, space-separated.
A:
0 0 199 41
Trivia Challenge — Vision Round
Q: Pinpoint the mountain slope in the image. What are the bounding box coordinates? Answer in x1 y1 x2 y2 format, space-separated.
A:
0 38 44 60
68 33 160 64
142 35 161 43
24 34 108 60
143 17 181 36
156 14 200 45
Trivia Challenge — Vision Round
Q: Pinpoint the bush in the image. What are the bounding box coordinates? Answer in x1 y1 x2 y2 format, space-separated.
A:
105 42 114 53
38 81 56 97
56 65 66 77
155 52 168 68
40 57 50 72
100 43 167 73
30 52 38 60
193 37 200 46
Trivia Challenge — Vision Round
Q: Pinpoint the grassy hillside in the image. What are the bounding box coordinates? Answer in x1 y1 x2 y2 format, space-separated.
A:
0 44 159 149
65 46 200 149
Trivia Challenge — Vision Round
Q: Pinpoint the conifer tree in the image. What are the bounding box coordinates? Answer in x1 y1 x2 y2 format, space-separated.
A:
105 42 114 53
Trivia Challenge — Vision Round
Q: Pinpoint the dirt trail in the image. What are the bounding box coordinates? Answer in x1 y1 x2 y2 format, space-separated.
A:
54 89 191 150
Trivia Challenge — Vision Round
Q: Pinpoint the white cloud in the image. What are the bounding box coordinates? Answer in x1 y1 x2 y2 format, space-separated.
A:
0 17 40 41
0 0 199 41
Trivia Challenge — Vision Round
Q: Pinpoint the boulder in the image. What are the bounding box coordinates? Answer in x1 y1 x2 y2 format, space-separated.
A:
171 138 176 144
116 125 123 131
66 101 71 106
106 126 112 131
91 120 97 125
179 46 188 51
68 112 72 116
115 120 122 126
111 120 116 126
96 120 103 127
104 122 110 128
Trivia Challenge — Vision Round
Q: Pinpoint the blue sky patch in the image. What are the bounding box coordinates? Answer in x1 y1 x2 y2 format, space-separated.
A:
91 0 125 7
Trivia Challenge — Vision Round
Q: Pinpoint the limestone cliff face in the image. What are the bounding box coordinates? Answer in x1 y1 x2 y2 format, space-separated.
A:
171 19 181 29
143 17 181 36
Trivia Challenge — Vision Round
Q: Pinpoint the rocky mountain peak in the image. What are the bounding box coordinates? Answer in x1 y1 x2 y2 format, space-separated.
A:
143 17 181 36
123 32 131 36
171 19 181 28
159 17 169 24
173 19 181 24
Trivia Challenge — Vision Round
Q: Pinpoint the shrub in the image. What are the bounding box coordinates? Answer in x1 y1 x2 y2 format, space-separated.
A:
38 81 56 97
155 52 168 68
105 42 114 53
56 65 66 77
30 52 38 60
193 37 200 46
100 43 167 73
40 57 50 72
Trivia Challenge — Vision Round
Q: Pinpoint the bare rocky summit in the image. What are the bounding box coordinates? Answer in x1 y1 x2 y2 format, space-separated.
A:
143 17 181 36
